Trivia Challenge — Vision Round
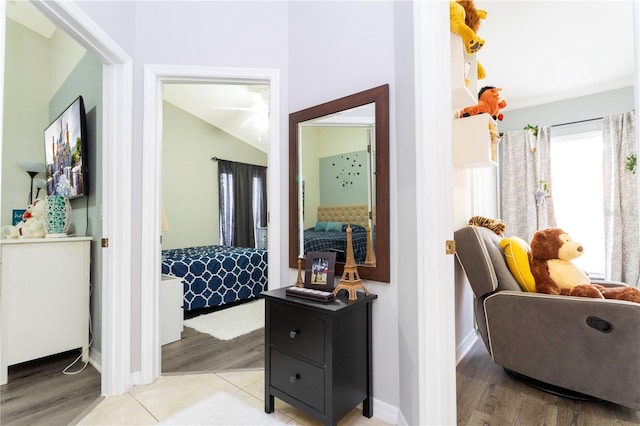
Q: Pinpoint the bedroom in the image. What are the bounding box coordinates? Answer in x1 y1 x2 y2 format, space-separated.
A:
453 0 636 385
160 83 269 316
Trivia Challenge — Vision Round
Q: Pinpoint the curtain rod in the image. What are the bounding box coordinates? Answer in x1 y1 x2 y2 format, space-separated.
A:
550 117 603 128
211 157 267 168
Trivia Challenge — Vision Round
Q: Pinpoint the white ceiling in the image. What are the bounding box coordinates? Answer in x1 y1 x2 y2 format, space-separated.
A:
163 84 270 153
475 1 634 110
7 1 636 144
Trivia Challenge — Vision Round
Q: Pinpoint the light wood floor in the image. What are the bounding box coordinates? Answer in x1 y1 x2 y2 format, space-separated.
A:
0 350 101 425
5 322 640 425
457 339 640 425
1 321 263 425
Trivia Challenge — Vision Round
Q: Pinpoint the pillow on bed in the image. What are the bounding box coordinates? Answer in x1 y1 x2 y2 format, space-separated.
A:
326 221 345 232
315 221 329 231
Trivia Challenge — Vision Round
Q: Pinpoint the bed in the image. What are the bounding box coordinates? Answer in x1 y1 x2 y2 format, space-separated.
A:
303 204 375 264
161 245 268 311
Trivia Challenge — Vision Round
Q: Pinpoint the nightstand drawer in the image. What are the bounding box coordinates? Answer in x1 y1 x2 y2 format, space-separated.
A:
270 303 325 364
271 349 324 412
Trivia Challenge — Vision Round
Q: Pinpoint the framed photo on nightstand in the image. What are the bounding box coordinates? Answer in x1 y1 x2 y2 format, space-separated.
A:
304 251 336 292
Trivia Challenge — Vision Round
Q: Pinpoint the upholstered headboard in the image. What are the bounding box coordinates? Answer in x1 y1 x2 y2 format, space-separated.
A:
317 204 372 228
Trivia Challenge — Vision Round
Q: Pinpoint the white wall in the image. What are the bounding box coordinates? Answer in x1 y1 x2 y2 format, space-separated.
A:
161 101 267 249
76 0 290 377
289 1 401 416
73 2 441 423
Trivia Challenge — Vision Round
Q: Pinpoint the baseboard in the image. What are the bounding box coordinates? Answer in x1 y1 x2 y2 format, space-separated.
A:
397 409 409 426
89 347 102 374
456 329 478 365
373 397 400 425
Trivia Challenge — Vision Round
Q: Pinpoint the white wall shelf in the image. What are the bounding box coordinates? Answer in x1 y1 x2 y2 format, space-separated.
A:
451 33 477 111
453 113 497 168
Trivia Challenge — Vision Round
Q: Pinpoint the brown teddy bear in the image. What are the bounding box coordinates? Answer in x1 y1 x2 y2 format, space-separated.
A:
530 228 640 303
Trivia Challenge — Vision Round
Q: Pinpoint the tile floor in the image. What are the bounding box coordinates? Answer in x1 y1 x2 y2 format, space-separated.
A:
74 369 391 425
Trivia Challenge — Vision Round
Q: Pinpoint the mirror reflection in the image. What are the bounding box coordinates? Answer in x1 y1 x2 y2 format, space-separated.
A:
289 84 389 283
299 104 377 265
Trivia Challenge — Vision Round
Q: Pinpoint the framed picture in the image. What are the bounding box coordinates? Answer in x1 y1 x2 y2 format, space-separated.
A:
304 251 336 292
12 209 26 226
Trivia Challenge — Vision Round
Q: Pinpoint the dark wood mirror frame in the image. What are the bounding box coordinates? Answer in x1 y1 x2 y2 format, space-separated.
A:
289 84 390 282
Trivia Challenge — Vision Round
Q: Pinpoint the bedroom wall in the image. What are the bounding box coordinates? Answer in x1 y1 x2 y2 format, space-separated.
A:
301 126 370 228
48 52 103 353
161 100 268 250
2 19 51 227
500 86 635 132
2 21 104 354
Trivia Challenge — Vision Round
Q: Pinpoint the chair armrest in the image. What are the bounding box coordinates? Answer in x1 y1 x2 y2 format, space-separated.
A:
483 291 640 409
589 278 627 287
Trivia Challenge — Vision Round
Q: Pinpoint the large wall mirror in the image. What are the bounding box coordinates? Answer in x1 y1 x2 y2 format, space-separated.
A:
289 84 389 282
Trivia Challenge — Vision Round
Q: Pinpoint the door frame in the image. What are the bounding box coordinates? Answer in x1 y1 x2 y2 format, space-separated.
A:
24 1 134 395
140 64 281 383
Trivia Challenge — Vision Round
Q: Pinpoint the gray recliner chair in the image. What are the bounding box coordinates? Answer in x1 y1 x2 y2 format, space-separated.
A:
454 225 640 410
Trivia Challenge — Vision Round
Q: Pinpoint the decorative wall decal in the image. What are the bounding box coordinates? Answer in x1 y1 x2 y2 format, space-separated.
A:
320 150 368 205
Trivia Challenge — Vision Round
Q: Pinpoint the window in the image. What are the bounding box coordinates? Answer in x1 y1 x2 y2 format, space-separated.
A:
218 160 267 248
550 129 604 276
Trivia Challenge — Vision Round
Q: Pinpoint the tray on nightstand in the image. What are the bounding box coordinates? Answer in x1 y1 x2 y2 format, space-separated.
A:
285 286 335 302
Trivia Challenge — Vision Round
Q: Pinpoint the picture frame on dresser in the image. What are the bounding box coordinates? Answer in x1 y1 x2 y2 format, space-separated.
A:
12 209 25 225
304 251 336 291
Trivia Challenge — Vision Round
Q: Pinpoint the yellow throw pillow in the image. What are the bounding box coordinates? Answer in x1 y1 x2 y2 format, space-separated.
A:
499 236 536 292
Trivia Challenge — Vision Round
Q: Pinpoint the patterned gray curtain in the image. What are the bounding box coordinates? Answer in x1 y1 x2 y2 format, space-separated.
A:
602 111 639 286
500 126 556 242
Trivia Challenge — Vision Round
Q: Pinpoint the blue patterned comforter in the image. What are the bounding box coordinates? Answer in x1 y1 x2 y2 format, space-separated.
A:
161 245 268 311
304 225 369 263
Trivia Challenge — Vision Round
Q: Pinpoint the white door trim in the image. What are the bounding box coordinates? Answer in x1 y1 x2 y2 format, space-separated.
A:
140 65 281 384
26 0 134 396
413 1 456 425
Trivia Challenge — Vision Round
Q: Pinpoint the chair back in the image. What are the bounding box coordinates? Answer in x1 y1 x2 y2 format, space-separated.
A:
454 225 521 298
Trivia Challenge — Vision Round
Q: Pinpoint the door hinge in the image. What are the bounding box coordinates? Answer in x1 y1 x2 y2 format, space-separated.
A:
102 238 109 248
445 240 456 255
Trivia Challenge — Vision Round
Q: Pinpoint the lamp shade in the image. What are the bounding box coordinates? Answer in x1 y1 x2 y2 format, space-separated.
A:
17 160 45 173
161 207 169 232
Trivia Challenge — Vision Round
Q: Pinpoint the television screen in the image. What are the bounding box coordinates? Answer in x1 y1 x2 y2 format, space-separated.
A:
44 96 87 199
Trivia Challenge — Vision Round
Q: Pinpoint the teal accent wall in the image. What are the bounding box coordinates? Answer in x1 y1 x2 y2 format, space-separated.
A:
49 52 103 353
319 150 368 205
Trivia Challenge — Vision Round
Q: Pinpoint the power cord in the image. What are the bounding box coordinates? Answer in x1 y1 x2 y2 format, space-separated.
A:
63 282 93 375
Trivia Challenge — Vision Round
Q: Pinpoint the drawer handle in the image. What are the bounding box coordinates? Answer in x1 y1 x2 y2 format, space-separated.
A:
289 330 298 339
289 373 300 383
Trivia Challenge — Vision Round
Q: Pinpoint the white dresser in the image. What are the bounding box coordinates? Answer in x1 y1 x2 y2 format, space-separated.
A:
0 237 91 385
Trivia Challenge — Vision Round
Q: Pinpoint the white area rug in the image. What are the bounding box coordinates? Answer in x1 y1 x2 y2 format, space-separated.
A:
160 391 285 425
183 299 264 340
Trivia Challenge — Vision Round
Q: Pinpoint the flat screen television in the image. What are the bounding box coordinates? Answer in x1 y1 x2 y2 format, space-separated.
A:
44 96 88 199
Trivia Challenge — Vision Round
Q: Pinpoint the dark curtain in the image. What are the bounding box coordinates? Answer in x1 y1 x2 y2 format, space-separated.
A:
218 160 267 248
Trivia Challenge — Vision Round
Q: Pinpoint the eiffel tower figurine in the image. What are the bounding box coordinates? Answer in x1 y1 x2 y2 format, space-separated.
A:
333 224 370 301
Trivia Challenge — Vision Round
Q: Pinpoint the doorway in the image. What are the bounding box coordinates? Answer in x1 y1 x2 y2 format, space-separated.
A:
140 65 281 383
159 82 270 373
0 0 134 403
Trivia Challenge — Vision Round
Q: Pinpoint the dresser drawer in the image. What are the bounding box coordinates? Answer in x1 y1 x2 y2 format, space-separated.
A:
270 302 325 364
271 349 324 412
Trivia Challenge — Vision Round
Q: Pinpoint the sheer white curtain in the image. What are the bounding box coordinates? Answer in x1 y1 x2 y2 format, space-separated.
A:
602 111 640 286
500 126 556 242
